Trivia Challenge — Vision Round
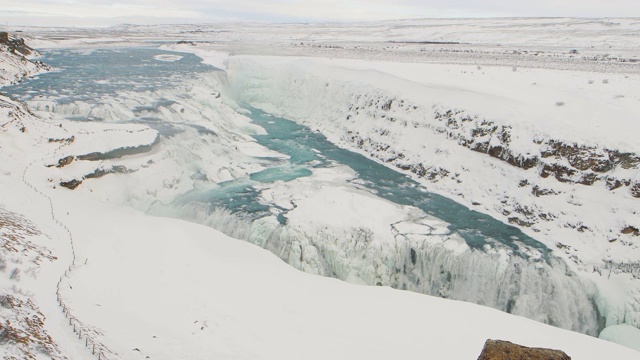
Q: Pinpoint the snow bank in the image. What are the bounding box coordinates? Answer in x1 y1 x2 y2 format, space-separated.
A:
53 191 640 360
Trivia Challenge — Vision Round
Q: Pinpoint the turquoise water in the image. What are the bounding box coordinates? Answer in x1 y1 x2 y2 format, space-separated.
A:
5 47 550 258
245 108 550 258
3 47 215 104
4 47 608 335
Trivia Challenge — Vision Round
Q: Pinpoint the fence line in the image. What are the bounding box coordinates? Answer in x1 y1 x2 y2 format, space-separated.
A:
23 155 114 360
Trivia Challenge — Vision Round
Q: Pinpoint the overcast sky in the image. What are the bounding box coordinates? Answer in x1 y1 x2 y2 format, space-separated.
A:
1 0 640 27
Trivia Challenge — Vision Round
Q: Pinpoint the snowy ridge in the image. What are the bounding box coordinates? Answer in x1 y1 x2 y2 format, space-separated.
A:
0 32 50 87
16 18 640 76
23 157 115 360
0 96 77 359
0 205 64 360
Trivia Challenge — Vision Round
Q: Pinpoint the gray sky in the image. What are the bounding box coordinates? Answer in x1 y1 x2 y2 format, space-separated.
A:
1 0 640 27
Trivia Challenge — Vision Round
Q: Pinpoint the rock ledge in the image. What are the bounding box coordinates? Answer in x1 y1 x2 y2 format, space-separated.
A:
477 339 571 360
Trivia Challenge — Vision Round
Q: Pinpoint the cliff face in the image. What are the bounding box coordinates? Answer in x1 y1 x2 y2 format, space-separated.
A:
0 32 50 87
477 340 571 360
343 94 639 202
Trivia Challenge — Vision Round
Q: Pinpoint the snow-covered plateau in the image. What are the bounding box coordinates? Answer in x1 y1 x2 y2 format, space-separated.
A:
1 18 640 359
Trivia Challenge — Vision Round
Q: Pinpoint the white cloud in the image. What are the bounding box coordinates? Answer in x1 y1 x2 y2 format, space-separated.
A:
1 0 639 27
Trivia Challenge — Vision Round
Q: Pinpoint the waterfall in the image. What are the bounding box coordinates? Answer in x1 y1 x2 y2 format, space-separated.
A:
150 201 603 335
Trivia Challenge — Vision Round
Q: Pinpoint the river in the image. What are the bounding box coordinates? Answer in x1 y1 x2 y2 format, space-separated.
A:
3 46 604 335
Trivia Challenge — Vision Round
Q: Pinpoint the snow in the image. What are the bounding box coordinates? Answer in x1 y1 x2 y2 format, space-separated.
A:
51 192 640 360
55 121 159 160
161 43 229 71
5 108 636 359
2 18 640 358
0 41 46 86
222 53 640 331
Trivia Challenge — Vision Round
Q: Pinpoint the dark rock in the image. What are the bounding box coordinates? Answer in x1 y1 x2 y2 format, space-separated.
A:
477 339 571 360
621 226 639 236
609 151 640 170
606 177 624 190
532 185 556 197
506 154 538 170
0 32 34 57
508 217 534 227
84 165 133 179
632 182 640 198
546 141 613 173
539 163 576 183
602 260 640 279
56 155 74 168
60 179 82 190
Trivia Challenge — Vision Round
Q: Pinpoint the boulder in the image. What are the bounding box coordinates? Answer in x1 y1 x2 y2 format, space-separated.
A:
477 339 570 360
59 179 82 190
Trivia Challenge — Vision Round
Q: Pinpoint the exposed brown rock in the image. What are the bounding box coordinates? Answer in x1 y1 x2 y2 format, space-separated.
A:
632 182 640 198
477 339 571 360
59 179 82 190
56 155 74 168
0 32 34 57
621 226 639 236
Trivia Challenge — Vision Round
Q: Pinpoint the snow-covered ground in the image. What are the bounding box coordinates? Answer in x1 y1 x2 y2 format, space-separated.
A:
4 78 637 360
2 18 640 358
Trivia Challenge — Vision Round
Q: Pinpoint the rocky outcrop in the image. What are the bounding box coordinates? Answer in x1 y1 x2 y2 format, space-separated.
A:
76 134 160 161
632 182 640 198
431 107 638 192
59 165 135 190
0 32 50 86
477 339 571 360
0 32 35 58
343 93 639 199
55 155 74 168
597 260 640 280
622 226 640 236
0 209 64 360
84 165 134 179
344 130 450 182
59 179 82 190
